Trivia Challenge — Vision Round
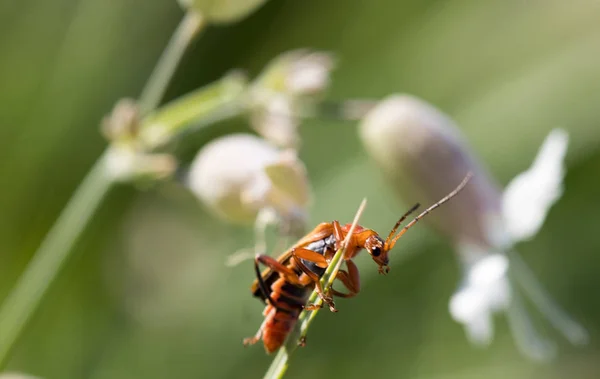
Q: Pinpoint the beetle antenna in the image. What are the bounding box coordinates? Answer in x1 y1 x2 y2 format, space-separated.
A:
384 203 420 248
386 172 473 250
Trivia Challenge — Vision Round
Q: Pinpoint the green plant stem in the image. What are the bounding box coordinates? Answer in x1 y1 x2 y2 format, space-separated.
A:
262 199 367 379
0 152 113 367
140 71 248 147
263 347 290 379
0 11 210 369
0 75 246 368
138 11 206 114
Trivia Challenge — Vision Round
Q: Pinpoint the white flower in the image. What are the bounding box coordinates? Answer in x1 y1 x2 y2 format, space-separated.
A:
186 133 311 251
501 129 568 243
359 94 588 360
449 251 511 345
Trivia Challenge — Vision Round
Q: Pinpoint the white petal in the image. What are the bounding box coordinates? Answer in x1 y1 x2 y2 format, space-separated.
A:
105 146 137 181
486 275 512 312
449 285 489 324
463 311 494 346
468 254 509 286
241 172 273 208
456 246 512 309
502 129 569 242
450 283 495 345
264 149 311 208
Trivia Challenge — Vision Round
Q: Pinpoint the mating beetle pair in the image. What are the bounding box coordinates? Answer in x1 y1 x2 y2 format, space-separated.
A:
244 173 473 353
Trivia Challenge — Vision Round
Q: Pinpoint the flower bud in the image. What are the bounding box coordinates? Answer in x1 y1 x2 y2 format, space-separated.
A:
359 94 587 360
249 93 298 148
359 95 502 251
248 50 335 148
178 0 268 24
254 50 335 97
186 133 310 232
105 147 177 183
101 99 177 183
101 98 140 143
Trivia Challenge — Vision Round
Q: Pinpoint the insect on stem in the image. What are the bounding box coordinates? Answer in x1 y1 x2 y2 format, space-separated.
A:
295 199 367 342
260 199 368 379
290 199 366 341
258 174 472 379
306 198 367 313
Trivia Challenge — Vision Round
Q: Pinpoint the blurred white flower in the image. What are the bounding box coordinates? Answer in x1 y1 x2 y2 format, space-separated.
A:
359 94 588 360
248 50 335 148
449 251 511 345
187 133 311 251
501 129 568 243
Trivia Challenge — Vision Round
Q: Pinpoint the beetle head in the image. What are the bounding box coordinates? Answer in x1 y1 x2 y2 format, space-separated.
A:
365 234 390 274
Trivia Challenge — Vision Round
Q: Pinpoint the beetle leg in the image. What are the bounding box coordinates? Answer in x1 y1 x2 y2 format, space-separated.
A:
243 309 271 347
298 336 307 347
332 220 345 251
291 248 337 312
254 254 303 310
255 254 303 285
291 247 328 268
330 260 361 298
332 220 359 259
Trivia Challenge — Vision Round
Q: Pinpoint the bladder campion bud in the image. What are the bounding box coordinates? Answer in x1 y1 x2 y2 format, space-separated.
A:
105 147 177 183
359 95 502 248
187 133 311 235
248 50 335 148
101 100 177 183
359 94 588 361
177 0 268 24
101 98 140 144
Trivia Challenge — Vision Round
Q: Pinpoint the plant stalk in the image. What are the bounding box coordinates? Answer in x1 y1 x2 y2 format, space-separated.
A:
138 11 206 114
0 11 208 368
0 152 113 367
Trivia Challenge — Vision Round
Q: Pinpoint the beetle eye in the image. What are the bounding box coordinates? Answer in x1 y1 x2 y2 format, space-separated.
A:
371 247 381 257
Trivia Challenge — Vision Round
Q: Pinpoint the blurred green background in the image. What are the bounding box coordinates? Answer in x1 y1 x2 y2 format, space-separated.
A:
2 0 600 378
